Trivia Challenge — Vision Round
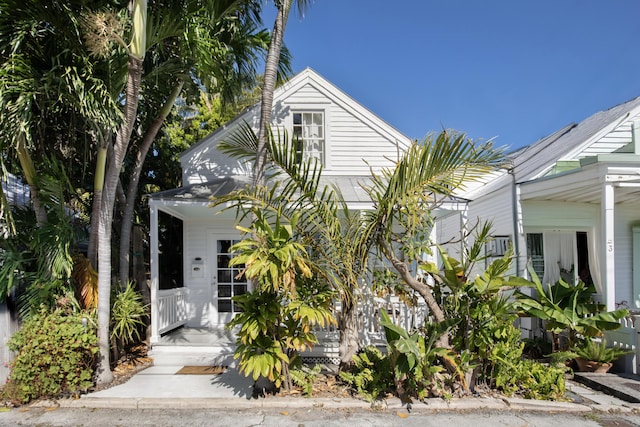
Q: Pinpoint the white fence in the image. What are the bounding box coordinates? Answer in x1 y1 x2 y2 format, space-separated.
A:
604 314 640 374
303 294 429 363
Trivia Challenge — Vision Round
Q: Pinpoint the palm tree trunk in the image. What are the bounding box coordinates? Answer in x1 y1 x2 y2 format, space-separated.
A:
338 296 359 368
382 241 447 335
254 0 291 187
381 241 469 391
95 0 146 385
16 139 47 226
88 143 108 267
95 54 144 385
119 81 183 286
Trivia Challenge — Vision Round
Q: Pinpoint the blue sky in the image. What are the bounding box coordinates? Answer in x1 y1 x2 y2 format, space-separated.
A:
270 0 640 151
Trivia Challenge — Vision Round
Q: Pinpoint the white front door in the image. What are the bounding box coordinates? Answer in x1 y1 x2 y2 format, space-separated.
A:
209 235 249 325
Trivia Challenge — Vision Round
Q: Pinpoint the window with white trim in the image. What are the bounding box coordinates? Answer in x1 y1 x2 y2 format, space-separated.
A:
293 111 324 165
485 235 511 268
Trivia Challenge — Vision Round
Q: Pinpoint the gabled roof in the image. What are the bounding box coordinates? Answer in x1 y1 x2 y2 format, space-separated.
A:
511 95 640 183
459 96 640 201
180 67 411 163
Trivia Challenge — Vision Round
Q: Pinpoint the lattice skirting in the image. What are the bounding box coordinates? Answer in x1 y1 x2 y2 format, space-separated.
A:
301 355 341 365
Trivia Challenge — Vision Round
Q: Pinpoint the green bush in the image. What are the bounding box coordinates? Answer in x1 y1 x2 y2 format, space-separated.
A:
494 359 567 400
339 346 394 402
3 306 98 404
111 283 147 362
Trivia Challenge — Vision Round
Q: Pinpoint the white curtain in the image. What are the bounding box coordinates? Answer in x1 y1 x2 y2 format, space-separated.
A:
587 231 603 298
542 231 575 286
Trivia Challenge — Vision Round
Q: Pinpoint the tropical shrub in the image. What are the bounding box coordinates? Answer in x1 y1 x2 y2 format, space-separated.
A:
110 283 147 363
227 210 335 391
0 160 79 318
515 270 629 351
379 310 451 400
493 358 567 400
289 364 322 397
3 302 98 404
358 225 567 401
572 339 632 364
338 346 393 402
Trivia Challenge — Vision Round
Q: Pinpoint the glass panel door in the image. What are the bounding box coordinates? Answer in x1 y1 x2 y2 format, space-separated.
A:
214 238 247 324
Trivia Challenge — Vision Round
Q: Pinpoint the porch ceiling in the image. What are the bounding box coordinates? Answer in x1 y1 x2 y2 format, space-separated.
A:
519 163 640 205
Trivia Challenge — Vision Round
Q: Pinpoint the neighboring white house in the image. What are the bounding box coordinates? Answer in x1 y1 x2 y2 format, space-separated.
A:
148 68 413 344
435 96 640 320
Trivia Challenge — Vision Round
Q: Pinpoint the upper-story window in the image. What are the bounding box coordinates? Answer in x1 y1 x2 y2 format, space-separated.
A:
293 111 324 165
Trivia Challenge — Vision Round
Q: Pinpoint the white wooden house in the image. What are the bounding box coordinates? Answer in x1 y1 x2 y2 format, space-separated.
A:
147 68 416 362
434 97 640 371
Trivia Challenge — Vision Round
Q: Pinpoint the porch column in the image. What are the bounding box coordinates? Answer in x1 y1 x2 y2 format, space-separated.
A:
602 181 616 311
149 201 160 344
459 204 469 263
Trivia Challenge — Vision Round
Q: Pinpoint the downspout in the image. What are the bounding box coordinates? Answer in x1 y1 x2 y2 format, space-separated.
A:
509 167 521 275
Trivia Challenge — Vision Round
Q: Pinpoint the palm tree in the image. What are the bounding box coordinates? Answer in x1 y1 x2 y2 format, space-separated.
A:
90 0 147 385
219 127 506 367
83 0 286 383
117 0 272 287
362 132 505 382
254 0 310 188
0 0 121 317
0 0 120 232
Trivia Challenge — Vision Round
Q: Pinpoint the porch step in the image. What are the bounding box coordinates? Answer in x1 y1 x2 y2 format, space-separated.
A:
149 345 236 367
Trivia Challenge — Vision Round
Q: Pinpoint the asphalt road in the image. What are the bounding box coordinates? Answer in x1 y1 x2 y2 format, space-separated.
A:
0 407 639 427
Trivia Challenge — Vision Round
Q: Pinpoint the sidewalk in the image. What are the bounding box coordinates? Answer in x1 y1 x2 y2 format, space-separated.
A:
30 365 640 413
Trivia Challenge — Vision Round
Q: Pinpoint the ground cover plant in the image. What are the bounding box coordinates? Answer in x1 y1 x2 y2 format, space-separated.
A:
2 298 98 404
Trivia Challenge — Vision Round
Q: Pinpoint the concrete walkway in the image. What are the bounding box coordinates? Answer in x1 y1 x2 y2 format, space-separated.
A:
28 364 640 414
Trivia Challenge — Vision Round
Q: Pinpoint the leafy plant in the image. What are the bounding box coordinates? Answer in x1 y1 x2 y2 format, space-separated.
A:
227 210 335 391
493 358 567 400
380 310 449 400
572 339 632 364
110 283 147 363
290 364 322 397
515 269 629 351
3 305 98 404
0 158 79 318
428 228 529 391
338 346 394 402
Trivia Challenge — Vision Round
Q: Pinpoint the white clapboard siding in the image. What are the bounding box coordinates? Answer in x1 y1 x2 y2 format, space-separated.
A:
579 111 640 158
468 185 513 237
179 68 411 185
436 211 465 260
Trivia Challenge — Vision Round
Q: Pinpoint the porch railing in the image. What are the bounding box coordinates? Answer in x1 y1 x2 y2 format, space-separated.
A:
604 314 640 374
303 295 428 363
158 288 187 335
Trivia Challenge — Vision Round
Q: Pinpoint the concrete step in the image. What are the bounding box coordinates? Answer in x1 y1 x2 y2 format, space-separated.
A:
149 345 236 367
